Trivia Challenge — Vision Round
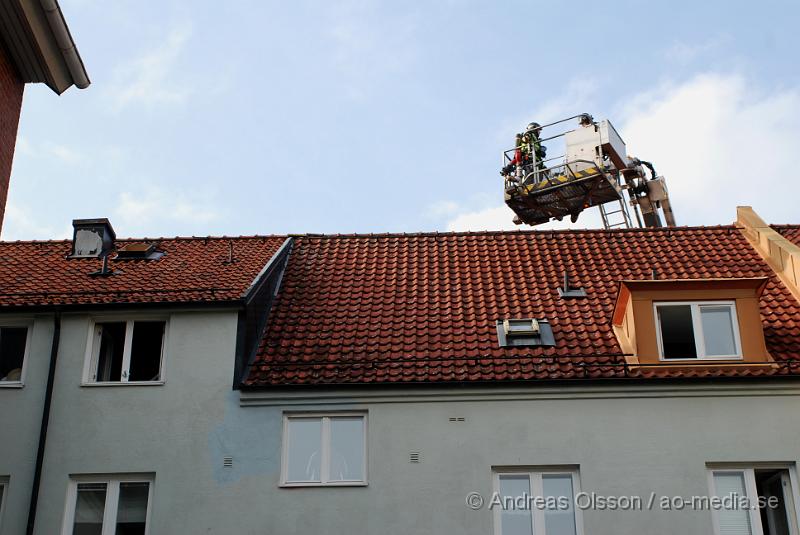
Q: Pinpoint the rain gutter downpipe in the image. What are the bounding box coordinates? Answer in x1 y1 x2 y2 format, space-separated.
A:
26 309 62 535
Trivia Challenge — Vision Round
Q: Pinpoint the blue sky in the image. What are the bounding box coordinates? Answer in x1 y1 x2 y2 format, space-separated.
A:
4 0 799 239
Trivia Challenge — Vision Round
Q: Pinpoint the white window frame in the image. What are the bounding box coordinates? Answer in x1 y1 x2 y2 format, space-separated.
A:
0 477 8 530
60 474 155 535
654 301 743 361
492 468 585 535
707 464 800 535
83 316 169 385
0 319 34 388
280 412 368 487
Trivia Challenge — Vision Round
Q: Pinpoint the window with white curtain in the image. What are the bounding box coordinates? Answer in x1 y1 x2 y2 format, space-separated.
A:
61 476 153 535
281 414 367 486
709 467 799 535
493 469 583 535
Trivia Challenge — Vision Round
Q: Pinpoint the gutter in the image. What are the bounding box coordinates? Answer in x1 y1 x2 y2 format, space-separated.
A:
38 0 89 89
25 310 61 535
0 299 246 315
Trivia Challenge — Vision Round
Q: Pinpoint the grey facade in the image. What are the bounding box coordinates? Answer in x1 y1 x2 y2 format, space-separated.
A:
2 309 800 534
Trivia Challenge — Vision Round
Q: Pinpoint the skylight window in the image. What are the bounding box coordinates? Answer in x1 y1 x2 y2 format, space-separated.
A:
496 318 555 347
114 243 164 261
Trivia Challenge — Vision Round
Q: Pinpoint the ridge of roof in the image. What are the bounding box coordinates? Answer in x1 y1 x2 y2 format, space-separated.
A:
288 224 741 240
0 226 752 246
0 235 287 246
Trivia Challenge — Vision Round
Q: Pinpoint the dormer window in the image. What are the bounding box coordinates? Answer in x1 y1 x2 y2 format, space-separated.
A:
611 278 771 369
655 302 742 360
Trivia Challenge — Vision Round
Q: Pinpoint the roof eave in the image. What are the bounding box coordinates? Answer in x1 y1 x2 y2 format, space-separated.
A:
239 373 800 391
38 0 89 91
0 299 246 314
0 0 89 93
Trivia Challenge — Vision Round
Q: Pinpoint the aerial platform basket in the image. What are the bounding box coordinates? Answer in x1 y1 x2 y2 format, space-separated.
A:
504 160 624 226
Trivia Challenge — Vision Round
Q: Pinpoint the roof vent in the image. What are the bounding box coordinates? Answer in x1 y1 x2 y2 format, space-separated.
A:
409 452 421 464
115 242 164 261
496 318 556 347
558 272 587 298
70 218 116 259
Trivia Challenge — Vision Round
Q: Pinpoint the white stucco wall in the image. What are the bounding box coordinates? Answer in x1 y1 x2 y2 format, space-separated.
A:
2 309 799 535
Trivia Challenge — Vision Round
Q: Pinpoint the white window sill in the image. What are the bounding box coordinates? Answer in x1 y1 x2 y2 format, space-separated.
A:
659 355 744 362
0 382 24 388
280 481 368 488
81 381 165 387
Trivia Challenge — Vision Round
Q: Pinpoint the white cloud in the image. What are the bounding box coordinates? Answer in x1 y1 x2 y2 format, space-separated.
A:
48 144 86 165
114 187 220 236
1 203 72 241
14 135 34 156
446 205 516 232
109 24 192 109
13 138 86 165
425 200 460 218
440 72 800 231
445 202 605 232
619 73 800 225
663 36 728 64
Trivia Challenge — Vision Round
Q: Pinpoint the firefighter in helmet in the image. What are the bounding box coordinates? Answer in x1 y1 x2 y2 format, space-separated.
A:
524 122 547 173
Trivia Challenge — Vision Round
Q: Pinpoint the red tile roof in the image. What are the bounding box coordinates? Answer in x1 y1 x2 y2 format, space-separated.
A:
774 225 800 247
245 226 800 387
0 236 287 307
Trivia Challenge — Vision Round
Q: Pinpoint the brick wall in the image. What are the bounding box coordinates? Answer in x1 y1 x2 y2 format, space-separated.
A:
0 45 24 234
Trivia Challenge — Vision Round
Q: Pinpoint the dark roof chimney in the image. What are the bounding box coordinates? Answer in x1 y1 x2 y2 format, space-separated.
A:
70 218 116 259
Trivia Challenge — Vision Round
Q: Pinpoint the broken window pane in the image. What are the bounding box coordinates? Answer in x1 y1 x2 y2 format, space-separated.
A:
96 322 126 381
128 321 165 381
0 326 27 382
